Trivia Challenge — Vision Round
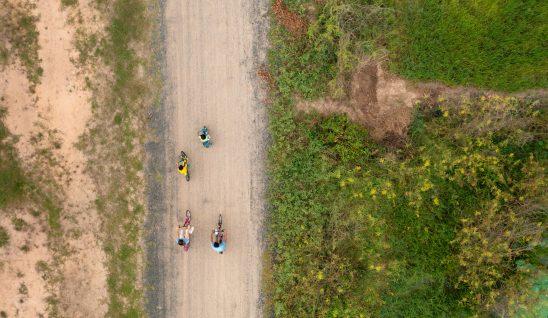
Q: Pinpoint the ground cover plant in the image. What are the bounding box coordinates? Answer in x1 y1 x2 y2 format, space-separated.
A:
266 0 547 316
273 0 547 100
0 108 28 208
386 0 548 92
267 94 547 318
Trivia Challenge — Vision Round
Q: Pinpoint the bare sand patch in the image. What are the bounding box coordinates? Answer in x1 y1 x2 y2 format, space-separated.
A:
0 1 107 317
0 209 50 317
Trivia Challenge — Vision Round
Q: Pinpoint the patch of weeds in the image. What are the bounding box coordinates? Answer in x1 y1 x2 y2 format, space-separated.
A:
61 0 78 7
267 3 548 314
0 227 9 247
270 0 393 100
35 260 49 272
44 197 61 236
45 296 60 317
11 217 28 231
20 244 30 252
0 108 28 208
0 0 42 90
18 283 28 296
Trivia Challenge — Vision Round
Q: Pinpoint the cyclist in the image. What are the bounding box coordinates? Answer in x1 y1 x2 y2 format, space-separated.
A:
177 224 194 246
198 126 211 148
210 228 226 254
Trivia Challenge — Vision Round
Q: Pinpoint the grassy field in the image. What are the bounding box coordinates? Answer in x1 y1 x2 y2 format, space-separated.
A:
387 0 548 91
266 1 547 317
274 0 547 98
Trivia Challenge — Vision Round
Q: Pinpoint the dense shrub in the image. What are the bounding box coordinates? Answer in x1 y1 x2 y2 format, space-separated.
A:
267 1 547 316
267 94 546 316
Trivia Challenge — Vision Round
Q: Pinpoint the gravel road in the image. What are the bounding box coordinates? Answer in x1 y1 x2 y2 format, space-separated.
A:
145 0 269 317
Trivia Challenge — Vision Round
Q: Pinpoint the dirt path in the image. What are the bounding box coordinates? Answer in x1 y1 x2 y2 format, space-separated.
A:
146 0 269 317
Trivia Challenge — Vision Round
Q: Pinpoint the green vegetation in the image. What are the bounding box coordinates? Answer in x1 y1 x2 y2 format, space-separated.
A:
11 217 28 231
387 0 548 91
267 95 546 317
276 0 547 98
0 0 42 89
271 0 393 99
0 226 9 247
76 0 155 316
0 108 28 208
61 0 78 7
266 1 547 317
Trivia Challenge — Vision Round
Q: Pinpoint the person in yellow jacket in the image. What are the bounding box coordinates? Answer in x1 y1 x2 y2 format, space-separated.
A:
178 151 189 181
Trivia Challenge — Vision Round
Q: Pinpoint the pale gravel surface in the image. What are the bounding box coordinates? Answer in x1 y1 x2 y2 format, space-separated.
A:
145 0 269 317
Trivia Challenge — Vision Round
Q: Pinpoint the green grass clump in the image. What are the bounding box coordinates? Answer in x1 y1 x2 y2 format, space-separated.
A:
387 0 548 91
0 108 28 208
0 0 42 89
60 0 78 7
11 217 28 231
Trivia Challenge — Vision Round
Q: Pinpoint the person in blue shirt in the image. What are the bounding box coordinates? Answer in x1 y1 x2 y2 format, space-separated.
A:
210 228 226 254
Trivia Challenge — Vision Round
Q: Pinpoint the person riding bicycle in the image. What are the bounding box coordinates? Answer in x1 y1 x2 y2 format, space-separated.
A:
178 152 188 175
177 224 194 246
198 126 211 147
199 131 209 142
178 158 187 174
210 228 226 254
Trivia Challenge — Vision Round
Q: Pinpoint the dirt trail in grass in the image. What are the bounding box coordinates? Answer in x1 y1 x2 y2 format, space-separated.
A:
146 0 269 317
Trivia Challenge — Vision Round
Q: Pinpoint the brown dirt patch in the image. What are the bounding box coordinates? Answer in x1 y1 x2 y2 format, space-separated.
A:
272 0 307 36
297 59 420 142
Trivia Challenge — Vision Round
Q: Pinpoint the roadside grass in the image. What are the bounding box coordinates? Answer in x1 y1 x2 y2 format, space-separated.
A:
270 0 393 99
266 1 547 316
0 0 42 90
76 0 155 316
386 0 548 91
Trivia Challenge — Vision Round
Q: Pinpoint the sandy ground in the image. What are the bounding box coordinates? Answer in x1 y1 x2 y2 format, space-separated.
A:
146 0 269 317
0 1 106 316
